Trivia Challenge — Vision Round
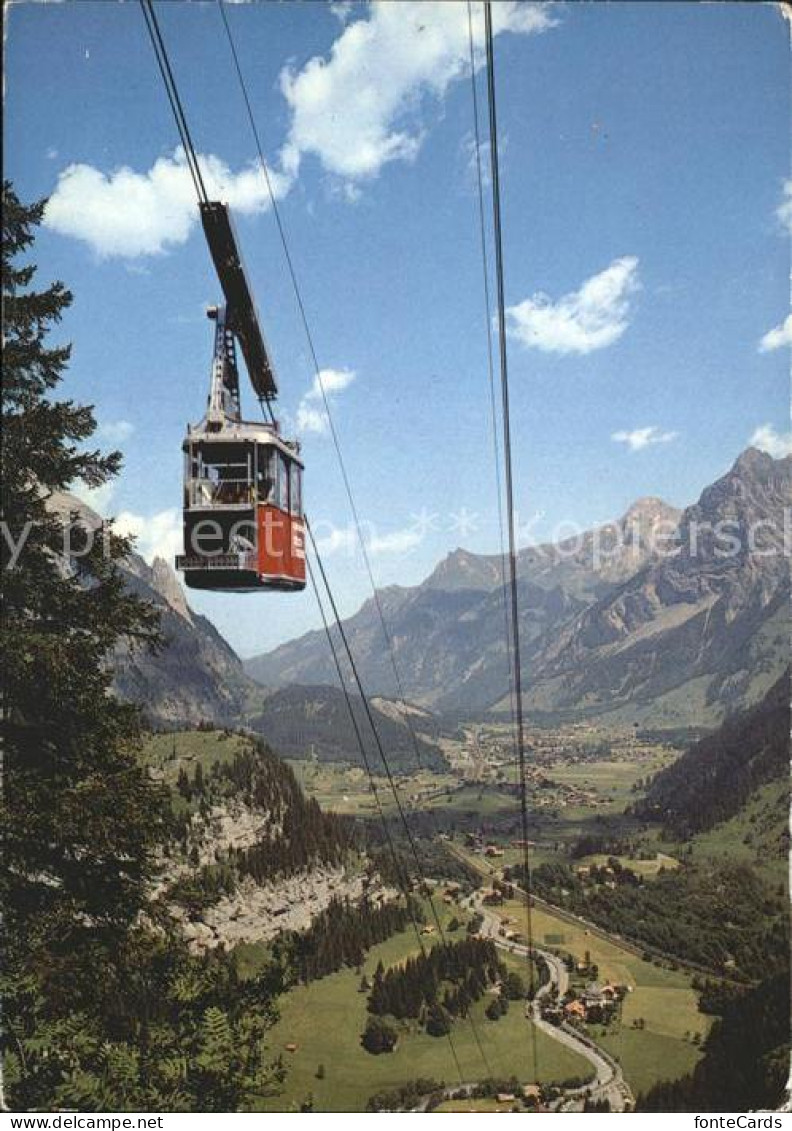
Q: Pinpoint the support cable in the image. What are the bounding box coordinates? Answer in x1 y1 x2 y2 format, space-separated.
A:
140 0 209 205
144 0 493 1083
465 0 519 752
218 0 431 777
306 553 469 1086
307 562 426 913
307 519 493 1082
483 0 539 1081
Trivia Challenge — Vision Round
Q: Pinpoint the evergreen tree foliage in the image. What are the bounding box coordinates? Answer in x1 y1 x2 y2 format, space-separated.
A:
275 895 416 984
361 1017 398 1056
366 937 504 1035
1 180 166 1080
0 184 284 1113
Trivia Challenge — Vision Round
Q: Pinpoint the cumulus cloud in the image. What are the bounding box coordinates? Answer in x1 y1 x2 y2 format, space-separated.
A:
97 419 135 444
329 1 356 22
296 367 356 435
279 1 556 184
611 426 678 452
758 314 792 353
44 147 290 258
313 519 422 558
505 257 641 355
114 508 183 565
776 179 792 235
748 424 792 459
461 132 493 189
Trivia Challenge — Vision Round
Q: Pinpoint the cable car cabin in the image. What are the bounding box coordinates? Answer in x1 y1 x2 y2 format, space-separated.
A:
173 200 304 593
175 421 305 592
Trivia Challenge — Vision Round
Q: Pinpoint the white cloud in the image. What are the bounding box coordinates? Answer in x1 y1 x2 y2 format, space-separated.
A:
44 147 291 258
758 313 792 353
114 508 183 565
748 424 792 459
611 426 678 452
279 1 556 184
296 367 356 435
97 419 135 444
777 179 792 235
329 1 355 22
461 132 492 189
313 519 422 558
367 526 423 555
505 257 641 355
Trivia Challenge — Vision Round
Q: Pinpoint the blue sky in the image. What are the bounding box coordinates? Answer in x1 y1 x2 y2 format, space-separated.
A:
6 0 790 655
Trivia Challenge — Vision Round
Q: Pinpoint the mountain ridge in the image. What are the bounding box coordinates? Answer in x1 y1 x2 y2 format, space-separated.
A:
246 449 790 726
51 490 255 728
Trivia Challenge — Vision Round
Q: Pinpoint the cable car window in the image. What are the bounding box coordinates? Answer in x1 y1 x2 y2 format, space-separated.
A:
191 443 253 507
290 463 302 516
257 447 277 505
277 453 289 512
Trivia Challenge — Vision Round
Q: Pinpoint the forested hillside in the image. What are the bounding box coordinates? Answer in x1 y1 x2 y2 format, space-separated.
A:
247 684 447 771
638 970 790 1111
633 671 789 836
511 859 788 981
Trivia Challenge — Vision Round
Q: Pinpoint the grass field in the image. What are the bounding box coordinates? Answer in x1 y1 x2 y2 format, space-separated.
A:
596 1028 703 1099
573 852 680 878
287 760 460 817
141 729 247 781
681 779 788 888
256 911 592 1112
433 1098 520 1113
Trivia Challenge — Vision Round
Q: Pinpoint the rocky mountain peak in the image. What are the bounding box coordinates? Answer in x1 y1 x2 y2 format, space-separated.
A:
620 496 680 531
151 556 192 623
732 446 778 475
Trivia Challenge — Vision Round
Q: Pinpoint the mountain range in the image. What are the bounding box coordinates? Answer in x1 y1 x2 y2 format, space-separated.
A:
57 447 789 736
245 449 791 728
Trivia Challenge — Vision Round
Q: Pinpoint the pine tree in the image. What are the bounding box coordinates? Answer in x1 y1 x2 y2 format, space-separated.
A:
0 182 166 1106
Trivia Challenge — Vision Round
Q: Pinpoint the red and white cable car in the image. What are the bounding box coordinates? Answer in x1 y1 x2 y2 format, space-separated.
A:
175 202 305 592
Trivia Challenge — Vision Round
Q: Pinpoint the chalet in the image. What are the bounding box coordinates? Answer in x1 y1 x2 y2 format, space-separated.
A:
285 1043 298 1053
485 845 504 858
564 1000 587 1020
584 981 607 1005
482 888 504 906
522 1085 542 1101
496 1093 516 1104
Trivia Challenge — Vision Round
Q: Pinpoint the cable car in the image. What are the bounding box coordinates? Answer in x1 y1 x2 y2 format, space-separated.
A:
175 202 305 592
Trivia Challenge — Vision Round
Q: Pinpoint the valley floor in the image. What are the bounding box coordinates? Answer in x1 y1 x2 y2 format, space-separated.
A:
254 902 591 1113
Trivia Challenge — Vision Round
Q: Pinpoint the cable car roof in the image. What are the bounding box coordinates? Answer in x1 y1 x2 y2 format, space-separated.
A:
184 419 302 465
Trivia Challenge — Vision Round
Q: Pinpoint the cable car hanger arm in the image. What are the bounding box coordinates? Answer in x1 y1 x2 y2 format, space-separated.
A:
200 200 278 404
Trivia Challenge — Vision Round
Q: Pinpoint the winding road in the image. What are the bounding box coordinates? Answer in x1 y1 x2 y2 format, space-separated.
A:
475 898 633 1112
